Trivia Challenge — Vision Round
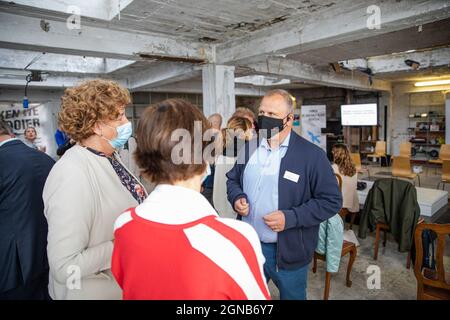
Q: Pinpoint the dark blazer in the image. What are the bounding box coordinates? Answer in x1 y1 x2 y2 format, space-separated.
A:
226 131 342 270
0 139 55 293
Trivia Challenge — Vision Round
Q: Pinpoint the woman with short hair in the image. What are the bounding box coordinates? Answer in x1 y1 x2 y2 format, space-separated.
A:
213 116 253 219
23 126 46 152
22 126 38 149
43 79 147 300
112 99 270 300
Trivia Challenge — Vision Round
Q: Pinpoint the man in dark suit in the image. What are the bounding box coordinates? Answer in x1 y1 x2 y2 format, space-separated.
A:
0 119 55 299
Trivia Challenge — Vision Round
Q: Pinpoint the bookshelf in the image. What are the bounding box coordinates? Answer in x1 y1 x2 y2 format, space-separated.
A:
408 102 445 162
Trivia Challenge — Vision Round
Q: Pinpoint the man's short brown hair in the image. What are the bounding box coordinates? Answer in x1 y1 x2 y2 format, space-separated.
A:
134 99 211 184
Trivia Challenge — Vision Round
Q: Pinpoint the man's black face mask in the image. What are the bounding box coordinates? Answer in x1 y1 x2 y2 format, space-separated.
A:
257 114 290 139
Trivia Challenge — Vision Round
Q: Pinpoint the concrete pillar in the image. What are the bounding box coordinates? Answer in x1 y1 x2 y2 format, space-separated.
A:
378 92 389 143
202 64 235 125
343 89 353 151
446 92 450 143
390 85 411 157
387 92 394 155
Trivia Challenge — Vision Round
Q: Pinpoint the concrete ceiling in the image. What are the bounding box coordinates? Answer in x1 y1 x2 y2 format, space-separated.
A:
288 19 450 66
0 0 356 42
0 0 449 92
375 66 450 82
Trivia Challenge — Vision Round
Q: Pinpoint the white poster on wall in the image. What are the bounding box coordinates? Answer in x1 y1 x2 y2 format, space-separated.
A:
301 105 327 151
0 103 52 152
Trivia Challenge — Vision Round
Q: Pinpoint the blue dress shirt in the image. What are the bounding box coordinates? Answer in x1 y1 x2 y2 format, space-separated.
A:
242 132 291 243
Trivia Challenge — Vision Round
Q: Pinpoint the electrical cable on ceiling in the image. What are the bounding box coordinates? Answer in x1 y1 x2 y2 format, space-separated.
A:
22 71 47 108
23 73 32 109
24 52 46 70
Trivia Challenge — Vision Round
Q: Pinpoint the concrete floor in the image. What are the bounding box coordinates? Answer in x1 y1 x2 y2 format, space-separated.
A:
268 163 450 300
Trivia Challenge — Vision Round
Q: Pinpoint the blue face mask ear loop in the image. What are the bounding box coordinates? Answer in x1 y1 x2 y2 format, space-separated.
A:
98 123 116 146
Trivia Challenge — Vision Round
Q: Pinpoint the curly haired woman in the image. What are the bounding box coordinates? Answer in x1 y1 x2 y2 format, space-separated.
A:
43 79 147 300
331 144 359 213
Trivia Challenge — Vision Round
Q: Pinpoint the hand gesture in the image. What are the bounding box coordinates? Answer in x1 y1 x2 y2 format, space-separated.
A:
263 210 286 232
234 198 249 216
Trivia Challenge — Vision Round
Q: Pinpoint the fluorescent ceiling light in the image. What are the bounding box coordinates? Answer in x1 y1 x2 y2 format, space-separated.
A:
235 75 291 86
415 80 450 87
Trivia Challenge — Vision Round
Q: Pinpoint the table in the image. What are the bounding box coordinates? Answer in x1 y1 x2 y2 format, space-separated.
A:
357 180 448 222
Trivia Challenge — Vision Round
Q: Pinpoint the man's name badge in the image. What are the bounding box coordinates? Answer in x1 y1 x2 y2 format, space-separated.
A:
283 170 299 183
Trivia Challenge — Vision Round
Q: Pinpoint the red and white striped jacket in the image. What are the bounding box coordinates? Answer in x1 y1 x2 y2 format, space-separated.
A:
112 184 271 300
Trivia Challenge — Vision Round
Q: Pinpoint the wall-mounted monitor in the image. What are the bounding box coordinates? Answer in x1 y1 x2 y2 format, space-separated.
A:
341 103 378 126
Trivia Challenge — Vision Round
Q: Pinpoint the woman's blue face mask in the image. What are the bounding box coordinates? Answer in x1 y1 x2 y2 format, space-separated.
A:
101 121 133 149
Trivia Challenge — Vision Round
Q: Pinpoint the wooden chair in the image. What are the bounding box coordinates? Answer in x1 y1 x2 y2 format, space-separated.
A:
367 141 388 166
428 144 450 166
313 238 357 300
399 141 412 158
414 223 450 300
392 156 421 186
436 160 450 190
373 222 412 269
312 174 357 300
351 152 370 178
340 208 359 230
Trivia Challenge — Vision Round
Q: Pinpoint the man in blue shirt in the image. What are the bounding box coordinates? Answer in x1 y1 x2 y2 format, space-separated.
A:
227 89 342 300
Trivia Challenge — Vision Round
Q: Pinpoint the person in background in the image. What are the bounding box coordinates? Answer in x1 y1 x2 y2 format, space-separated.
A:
0 119 55 300
201 113 223 206
227 89 342 300
22 126 46 152
213 116 253 219
54 128 69 147
331 144 359 214
43 79 147 300
56 138 75 157
54 128 75 157
233 107 257 130
208 113 222 131
22 126 38 149
112 99 270 300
